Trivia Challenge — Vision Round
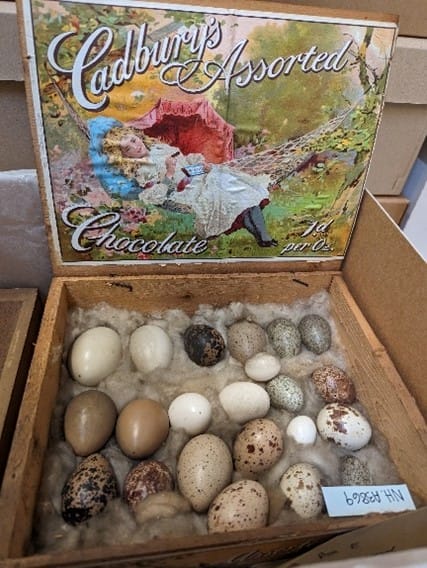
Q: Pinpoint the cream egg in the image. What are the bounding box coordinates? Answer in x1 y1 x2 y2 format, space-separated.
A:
64 390 117 456
316 403 372 451
244 352 281 382
219 381 270 423
233 418 284 474
69 326 122 386
280 463 324 519
177 433 233 512
286 415 317 445
208 479 269 533
129 324 173 374
168 392 212 435
116 398 170 459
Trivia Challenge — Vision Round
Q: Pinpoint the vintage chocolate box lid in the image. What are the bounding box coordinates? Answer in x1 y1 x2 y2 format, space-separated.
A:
17 0 398 276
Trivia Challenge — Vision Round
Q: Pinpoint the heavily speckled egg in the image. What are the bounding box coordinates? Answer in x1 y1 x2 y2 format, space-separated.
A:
123 460 174 511
266 375 304 412
183 324 226 367
61 453 118 525
129 324 173 374
286 416 317 445
227 320 267 363
168 392 212 435
312 365 356 404
219 381 270 423
233 418 284 474
244 352 281 382
177 433 233 512
341 455 372 486
280 463 323 519
317 403 372 451
298 314 331 354
267 318 301 358
64 390 117 456
116 399 169 459
207 479 269 533
69 326 122 386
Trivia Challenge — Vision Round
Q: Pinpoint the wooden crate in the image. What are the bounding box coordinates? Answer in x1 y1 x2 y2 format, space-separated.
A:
0 289 42 485
0 256 425 567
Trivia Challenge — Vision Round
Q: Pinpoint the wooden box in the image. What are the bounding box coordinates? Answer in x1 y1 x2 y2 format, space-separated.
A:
1 0 426 565
0 289 42 486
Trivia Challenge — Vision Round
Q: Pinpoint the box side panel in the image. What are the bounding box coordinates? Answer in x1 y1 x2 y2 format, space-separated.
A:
343 192 427 417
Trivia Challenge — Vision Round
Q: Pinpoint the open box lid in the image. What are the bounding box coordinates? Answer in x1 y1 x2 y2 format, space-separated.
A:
17 0 398 276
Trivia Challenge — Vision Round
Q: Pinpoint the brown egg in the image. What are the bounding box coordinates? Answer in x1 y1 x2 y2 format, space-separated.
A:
227 320 267 363
123 460 174 511
64 390 117 456
116 399 169 459
312 365 356 404
233 418 284 474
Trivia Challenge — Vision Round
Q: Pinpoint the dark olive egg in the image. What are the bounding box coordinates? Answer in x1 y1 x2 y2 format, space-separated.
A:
183 324 226 367
298 314 331 354
61 453 118 525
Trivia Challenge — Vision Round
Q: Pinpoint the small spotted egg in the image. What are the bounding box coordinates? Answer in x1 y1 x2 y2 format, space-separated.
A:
177 434 233 512
267 318 301 358
129 324 173 374
298 314 331 354
280 463 323 519
312 365 356 404
341 455 372 486
286 416 317 445
266 375 304 412
183 324 226 367
61 453 118 525
207 479 269 533
168 392 212 435
219 381 270 423
69 326 122 386
227 320 267 363
233 418 284 474
123 460 174 511
244 352 281 382
316 403 372 451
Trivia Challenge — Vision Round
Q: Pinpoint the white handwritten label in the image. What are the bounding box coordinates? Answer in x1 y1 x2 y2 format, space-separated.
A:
322 485 416 517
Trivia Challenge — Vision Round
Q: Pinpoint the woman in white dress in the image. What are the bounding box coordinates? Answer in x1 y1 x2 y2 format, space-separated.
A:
98 120 277 247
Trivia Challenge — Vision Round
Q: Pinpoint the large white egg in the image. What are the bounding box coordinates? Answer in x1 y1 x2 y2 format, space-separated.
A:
130 324 173 373
69 326 122 386
168 393 212 435
316 403 372 451
244 352 281 382
219 381 270 423
286 415 317 445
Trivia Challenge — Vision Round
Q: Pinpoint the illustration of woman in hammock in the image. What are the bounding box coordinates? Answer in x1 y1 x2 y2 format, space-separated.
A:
87 116 278 247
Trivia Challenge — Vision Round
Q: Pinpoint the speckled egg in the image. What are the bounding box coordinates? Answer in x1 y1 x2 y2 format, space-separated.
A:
123 460 174 511
227 320 267 363
207 479 269 533
177 433 233 512
341 455 372 486
280 463 324 519
69 326 122 386
244 352 281 382
267 318 301 358
266 375 304 412
317 403 372 451
64 390 117 457
298 314 331 354
312 365 356 404
219 381 270 423
233 418 284 474
61 453 118 525
183 324 226 367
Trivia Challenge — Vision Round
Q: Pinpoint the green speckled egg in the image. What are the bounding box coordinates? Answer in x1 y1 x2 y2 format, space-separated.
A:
267 318 301 358
184 324 226 367
298 314 331 354
61 453 119 525
341 455 372 485
266 375 304 412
